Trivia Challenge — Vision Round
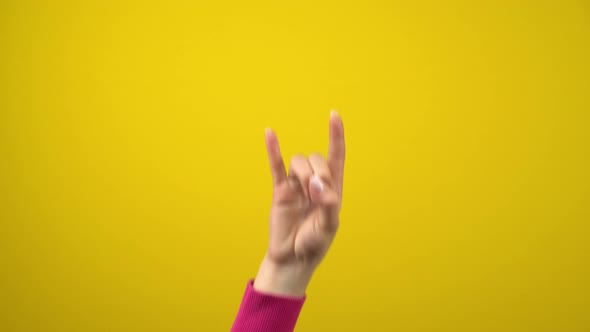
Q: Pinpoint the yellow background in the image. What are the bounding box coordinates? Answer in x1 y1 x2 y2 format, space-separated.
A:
1 1 589 331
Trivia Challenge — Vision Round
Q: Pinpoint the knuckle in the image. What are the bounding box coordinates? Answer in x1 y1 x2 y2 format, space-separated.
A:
309 152 325 159
290 154 306 162
319 174 333 185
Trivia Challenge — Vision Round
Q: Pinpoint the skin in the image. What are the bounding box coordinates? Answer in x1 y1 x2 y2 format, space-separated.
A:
254 111 346 296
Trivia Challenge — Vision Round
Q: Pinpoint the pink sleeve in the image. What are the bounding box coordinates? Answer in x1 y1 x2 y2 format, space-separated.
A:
231 280 306 332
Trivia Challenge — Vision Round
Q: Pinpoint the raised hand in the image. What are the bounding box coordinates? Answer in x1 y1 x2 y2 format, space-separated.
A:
254 111 345 296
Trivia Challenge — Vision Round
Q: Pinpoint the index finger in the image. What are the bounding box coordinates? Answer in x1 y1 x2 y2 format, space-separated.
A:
265 128 288 186
328 111 345 197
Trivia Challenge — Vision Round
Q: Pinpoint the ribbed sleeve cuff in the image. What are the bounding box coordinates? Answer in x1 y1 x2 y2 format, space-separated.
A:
231 280 306 332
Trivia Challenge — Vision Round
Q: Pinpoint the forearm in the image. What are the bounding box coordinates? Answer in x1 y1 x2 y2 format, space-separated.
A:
253 255 316 297
230 257 316 332
230 278 306 332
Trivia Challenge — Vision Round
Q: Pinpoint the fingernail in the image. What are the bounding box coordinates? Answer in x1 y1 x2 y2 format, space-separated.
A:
311 175 324 192
265 128 274 140
330 110 339 118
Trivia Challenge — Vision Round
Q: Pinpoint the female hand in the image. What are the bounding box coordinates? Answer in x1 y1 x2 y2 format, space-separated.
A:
254 111 346 296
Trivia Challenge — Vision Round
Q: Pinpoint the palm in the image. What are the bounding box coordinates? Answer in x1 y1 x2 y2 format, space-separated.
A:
268 182 328 263
263 112 345 266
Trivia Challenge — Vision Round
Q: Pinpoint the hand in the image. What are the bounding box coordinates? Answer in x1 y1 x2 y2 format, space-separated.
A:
254 111 346 296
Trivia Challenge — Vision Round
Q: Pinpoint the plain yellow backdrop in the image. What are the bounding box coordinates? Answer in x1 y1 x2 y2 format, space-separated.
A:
1 1 589 331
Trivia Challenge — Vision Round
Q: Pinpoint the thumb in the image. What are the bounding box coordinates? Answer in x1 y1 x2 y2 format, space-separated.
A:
309 175 340 231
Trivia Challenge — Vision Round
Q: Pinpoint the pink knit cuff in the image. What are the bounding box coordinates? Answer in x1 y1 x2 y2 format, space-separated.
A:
231 280 306 332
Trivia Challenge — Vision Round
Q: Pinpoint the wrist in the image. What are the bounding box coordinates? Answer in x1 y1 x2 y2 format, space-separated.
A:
253 255 316 297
